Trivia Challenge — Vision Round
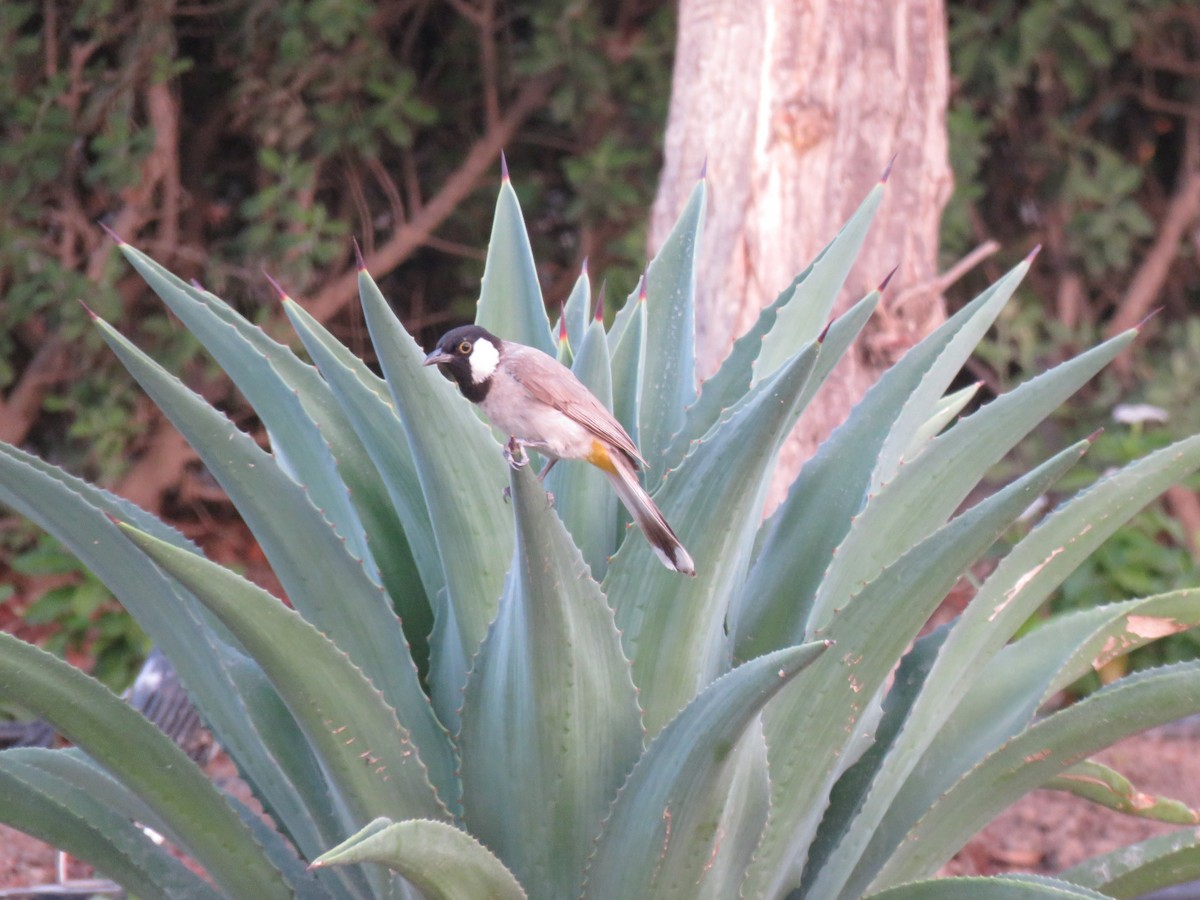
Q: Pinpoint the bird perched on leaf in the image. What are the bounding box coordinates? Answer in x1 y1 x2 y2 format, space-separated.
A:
423 325 695 576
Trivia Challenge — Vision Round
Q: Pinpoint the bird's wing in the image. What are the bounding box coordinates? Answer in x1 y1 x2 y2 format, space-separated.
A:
505 344 645 466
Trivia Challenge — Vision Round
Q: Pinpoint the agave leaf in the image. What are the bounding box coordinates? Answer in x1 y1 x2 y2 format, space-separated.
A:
356 268 512 730
561 263 591 354
475 174 554 355
1048 759 1200 824
605 336 822 734
459 463 642 900
283 298 441 652
807 437 1200 898
0 753 225 900
660 275 792 469
117 245 377 586
11 747 333 900
89 314 448 785
639 177 704 478
118 523 450 825
753 178 884 384
736 257 1032 660
0 632 290 899
580 642 829 899
312 818 527 900
0 444 352 874
843 588 1200 899
545 317 619 579
867 874 1112 899
799 626 950 899
871 256 1033 491
742 437 1090 899
806 330 1135 631
607 274 643 346
1061 827 1200 899
669 289 879 477
118 244 425 645
871 662 1200 889
1044 589 1200 697
906 381 981 457
609 289 647 458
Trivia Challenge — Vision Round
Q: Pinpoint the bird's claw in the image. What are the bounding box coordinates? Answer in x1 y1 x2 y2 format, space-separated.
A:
503 437 529 470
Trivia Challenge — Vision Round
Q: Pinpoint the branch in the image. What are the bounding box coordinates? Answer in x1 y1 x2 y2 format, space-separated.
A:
303 71 558 323
0 337 68 446
1107 117 1200 338
889 239 1002 313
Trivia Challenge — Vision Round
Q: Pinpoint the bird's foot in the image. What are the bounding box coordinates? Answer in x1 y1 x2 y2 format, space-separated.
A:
504 437 529 470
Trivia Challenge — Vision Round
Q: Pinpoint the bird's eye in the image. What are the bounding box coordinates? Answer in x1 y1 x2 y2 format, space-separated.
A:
458 340 472 354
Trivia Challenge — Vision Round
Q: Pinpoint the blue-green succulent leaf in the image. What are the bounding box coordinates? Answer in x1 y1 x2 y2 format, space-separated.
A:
580 642 828 899
0 752 226 900
0 632 291 899
476 175 554 355
460 463 641 900
754 179 884 384
742 437 1090 900
639 178 704 479
118 523 451 825
313 818 528 900
737 258 1029 657
606 334 822 734
357 268 512 731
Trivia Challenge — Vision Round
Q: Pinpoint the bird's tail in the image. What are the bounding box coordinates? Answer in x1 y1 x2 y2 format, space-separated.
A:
604 453 695 576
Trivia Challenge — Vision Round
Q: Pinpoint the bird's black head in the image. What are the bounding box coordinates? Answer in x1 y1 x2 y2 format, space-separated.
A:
422 324 501 403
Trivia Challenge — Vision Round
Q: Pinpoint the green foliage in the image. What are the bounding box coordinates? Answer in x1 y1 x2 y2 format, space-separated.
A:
0 0 671 492
944 0 1195 311
5 532 148 691
3 172 1200 898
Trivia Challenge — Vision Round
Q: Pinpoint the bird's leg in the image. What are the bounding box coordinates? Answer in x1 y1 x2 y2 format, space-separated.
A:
537 458 558 482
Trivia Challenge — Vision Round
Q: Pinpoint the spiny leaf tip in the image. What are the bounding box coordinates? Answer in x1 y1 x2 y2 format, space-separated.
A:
878 265 900 292
98 222 124 245
1025 243 1043 263
1135 307 1163 332
699 155 708 180
595 280 606 322
353 237 366 272
881 153 898 183
500 150 510 181
262 269 289 301
78 300 98 321
1086 427 1104 443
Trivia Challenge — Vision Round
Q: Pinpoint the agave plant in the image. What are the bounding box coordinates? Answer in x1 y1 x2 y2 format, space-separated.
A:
2 165 1200 900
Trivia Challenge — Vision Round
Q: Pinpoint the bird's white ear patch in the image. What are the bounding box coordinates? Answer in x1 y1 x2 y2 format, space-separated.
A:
469 338 500 384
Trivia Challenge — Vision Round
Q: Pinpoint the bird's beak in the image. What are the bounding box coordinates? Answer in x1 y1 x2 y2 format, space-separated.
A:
423 349 453 367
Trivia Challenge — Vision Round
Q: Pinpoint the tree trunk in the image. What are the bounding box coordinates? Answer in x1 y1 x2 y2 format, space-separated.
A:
651 0 953 505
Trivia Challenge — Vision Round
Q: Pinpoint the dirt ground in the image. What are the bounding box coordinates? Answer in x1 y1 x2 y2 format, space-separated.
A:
1 727 1198 896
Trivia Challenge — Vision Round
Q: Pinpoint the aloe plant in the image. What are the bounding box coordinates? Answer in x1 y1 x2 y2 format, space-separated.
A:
2 166 1200 900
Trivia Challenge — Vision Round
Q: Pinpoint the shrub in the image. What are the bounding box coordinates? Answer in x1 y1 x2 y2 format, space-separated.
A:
1 170 1199 898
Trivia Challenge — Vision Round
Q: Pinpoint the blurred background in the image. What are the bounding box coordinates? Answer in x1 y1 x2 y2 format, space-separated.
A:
0 0 1197 695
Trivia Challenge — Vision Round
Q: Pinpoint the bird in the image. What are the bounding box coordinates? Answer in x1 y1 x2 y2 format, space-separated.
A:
423 324 695 576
